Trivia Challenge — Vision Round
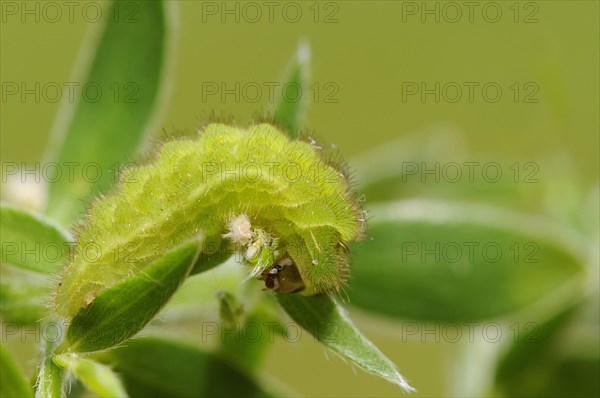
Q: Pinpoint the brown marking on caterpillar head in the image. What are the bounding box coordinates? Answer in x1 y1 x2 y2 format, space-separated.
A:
258 255 305 293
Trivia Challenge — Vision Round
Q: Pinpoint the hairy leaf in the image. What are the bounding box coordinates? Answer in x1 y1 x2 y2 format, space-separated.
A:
277 294 415 391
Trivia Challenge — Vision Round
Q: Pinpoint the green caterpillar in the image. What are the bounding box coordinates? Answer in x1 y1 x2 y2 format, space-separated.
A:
56 123 365 318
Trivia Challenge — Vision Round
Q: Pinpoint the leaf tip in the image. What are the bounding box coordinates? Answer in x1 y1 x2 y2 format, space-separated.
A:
297 39 311 66
396 376 417 393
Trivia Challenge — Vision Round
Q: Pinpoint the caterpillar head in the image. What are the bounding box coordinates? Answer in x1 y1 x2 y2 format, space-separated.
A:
258 255 306 293
225 212 359 296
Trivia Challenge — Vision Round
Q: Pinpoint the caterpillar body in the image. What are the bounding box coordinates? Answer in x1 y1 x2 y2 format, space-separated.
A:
56 123 365 318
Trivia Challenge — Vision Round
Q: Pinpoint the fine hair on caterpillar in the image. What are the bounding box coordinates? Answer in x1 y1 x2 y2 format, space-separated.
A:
195 160 344 184
55 123 365 319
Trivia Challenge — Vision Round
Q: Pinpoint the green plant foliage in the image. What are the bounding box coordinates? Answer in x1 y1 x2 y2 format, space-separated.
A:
348 200 585 321
0 204 72 322
272 41 311 137
496 298 600 397
35 335 65 398
277 293 415 392
0 343 33 398
103 337 275 397
53 354 128 398
0 268 49 323
44 0 176 225
63 240 201 353
1 203 72 274
3 0 595 395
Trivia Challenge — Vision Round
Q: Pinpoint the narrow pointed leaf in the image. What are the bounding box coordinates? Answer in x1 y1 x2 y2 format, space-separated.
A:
36 334 65 398
44 0 176 225
0 343 34 398
1 203 72 274
272 41 311 137
35 357 64 398
54 354 128 398
349 200 585 321
277 294 415 392
103 336 275 397
64 240 201 353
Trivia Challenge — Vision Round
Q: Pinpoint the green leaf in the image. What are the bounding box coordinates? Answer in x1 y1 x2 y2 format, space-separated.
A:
349 199 585 321
276 294 415 392
102 336 275 397
272 41 311 138
53 354 127 398
496 293 600 397
44 0 176 225
1 202 72 274
495 307 575 397
218 298 283 370
0 204 71 323
191 241 232 275
35 331 65 398
350 131 584 219
529 357 600 397
0 266 49 323
0 343 34 398
63 239 201 353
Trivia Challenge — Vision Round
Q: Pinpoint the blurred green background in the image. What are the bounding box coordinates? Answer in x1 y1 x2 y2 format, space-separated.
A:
1 1 598 396
2 1 598 179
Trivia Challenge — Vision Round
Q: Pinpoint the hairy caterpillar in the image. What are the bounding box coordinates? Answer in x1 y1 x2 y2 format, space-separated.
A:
56 123 365 318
